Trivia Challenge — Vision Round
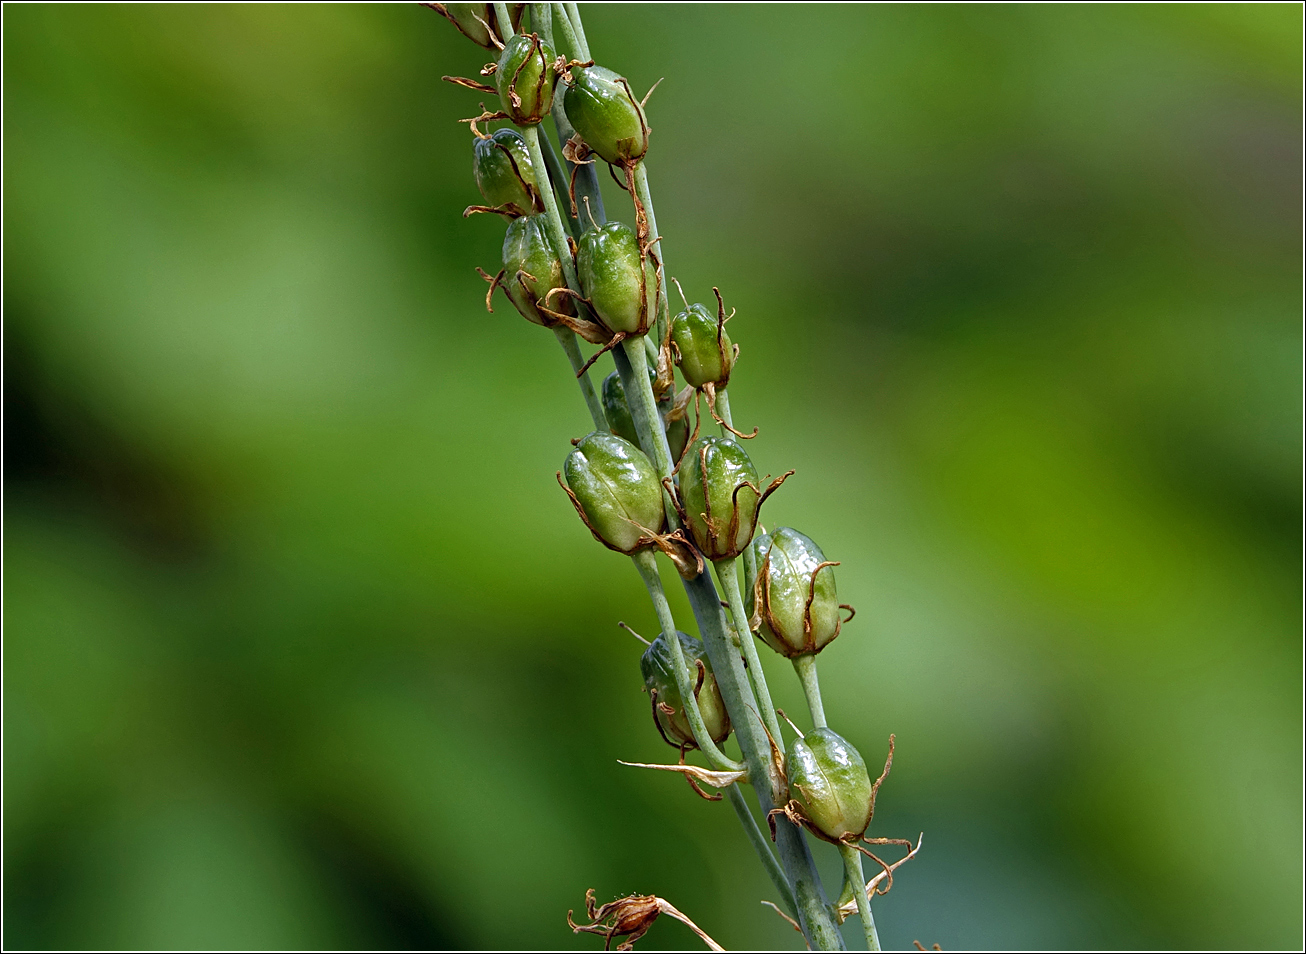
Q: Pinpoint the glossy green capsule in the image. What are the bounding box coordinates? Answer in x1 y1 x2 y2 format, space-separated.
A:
748 528 843 658
640 630 731 747
563 64 649 165
576 221 657 336
562 432 664 553
495 32 556 126
502 215 569 326
671 302 733 389
678 436 766 560
473 128 540 215
787 728 875 843
431 3 520 49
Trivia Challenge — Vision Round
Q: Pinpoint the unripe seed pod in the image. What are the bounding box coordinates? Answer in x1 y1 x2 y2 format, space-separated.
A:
562 432 664 553
787 728 874 842
640 630 731 747
601 370 640 446
671 303 733 389
577 221 657 336
502 215 570 326
473 128 541 215
431 3 521 50
665 410 690 464
748 528 843 658
495 33 556 126
678 436 771 560
563 64 649 165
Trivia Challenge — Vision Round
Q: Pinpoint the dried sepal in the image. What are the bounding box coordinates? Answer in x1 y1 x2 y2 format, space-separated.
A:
616 759 747 790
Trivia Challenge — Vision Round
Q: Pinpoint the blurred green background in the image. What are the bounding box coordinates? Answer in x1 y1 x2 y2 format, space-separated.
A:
4 3 1301 950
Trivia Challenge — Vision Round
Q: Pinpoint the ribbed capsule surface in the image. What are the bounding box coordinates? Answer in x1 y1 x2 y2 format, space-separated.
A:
563 64 649 165
787 728 874 842
502 215 569 326
678 436 760 560
473 128 539 213
640 630 731 746
576 221 656 335
563 432 664 553
495 33 555 125
671 303 732 388
749 528 841 657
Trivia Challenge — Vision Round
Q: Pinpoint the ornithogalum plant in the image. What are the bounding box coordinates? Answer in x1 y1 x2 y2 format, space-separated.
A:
430 4 921 950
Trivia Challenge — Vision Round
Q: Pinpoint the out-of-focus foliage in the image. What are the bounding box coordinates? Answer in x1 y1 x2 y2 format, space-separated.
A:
3 4 1300 950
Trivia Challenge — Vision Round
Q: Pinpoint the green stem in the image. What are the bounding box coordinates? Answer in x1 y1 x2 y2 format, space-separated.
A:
632 550 742 772
839 843 880 951
631 162 670 343
493 2 513 36
615 339 678 521
520 124 607 431
716 387 736 439
552 327 607 431
551 2 583 59
727 784 797 916
714 556 784 747
563 2 591 59
793 654 827 728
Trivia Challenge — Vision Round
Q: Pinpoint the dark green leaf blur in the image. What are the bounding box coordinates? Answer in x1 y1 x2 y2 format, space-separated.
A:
4 4 1300 950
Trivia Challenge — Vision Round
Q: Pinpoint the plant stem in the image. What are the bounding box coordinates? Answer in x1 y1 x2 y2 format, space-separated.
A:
563 2 591 59
551 2 583 59
516 125 605 432
632 549 743 772
551 328 607 430
839 842 881 951
494 2 513 36
632 162 670 342
793 653 827 728
714 556 784 746
726 784 797 916
681 572 847 951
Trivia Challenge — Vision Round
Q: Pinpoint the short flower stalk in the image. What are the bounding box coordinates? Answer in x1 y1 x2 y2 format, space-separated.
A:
431 5 920 949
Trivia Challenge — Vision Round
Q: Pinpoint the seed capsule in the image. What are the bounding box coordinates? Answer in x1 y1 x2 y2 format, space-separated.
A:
787 728 874 842
563 64 649 165
671 302 733 389
748 528 843 658
562 432 665 553
640 630 731 747
576 221 657 336
678 436 776 560
502 215 570 326
495 32 556 126
430 3 521 50
473 128 541 215
601 370 640 446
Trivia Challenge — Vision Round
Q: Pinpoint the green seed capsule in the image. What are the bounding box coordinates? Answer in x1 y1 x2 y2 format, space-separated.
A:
640 630 731 747
678 436 763 560
501 215 570 326
787 728 874 843
601 371 640 446
562 432 665 553
563 64 649 165
473 128 540 215
665 410 689 464
432 3 520 50
671 303 733 389
495 33 556 126
748 528 842 658
577 221 656 336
